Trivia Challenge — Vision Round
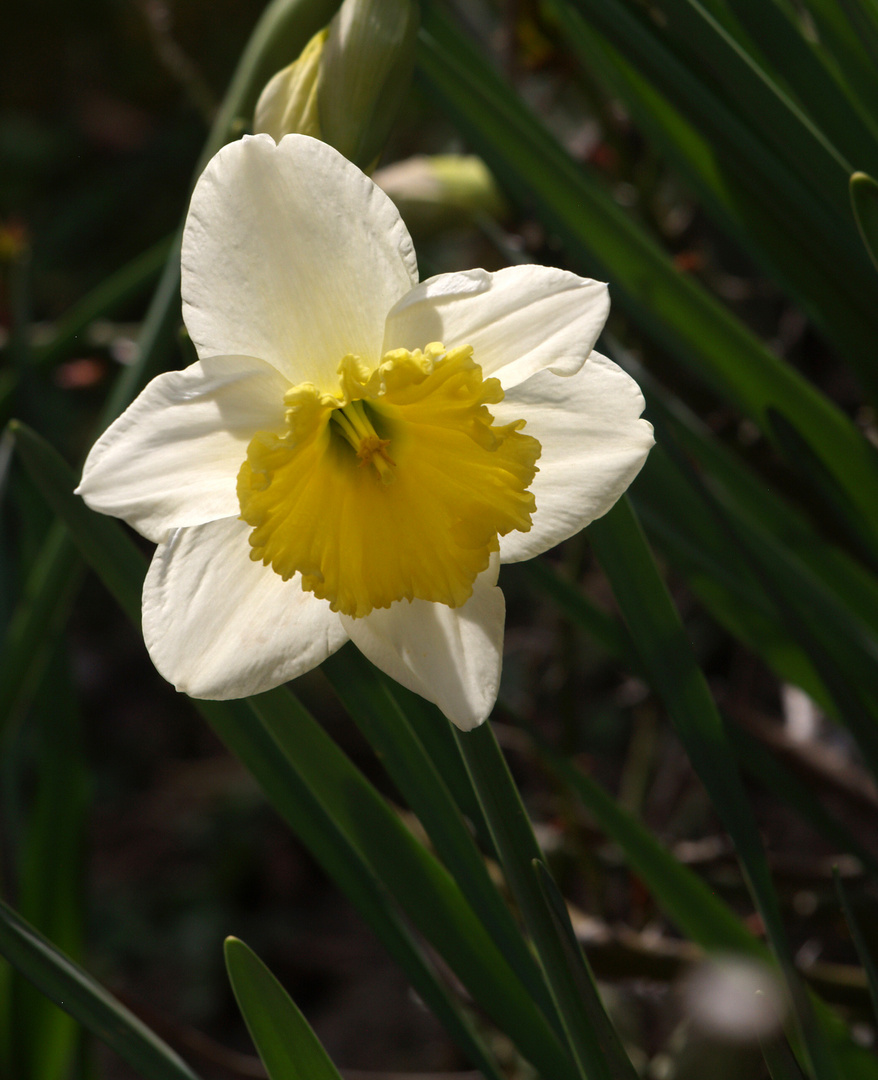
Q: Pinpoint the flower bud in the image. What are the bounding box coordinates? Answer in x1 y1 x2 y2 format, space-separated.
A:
253 27 327 142
373 154 506 234
318 0 419 168
254 0 418 169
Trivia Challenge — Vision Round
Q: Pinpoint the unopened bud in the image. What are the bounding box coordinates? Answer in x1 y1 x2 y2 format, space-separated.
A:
253 0 418 167
253 27 327 142
373 155 506 234
318 0 419 167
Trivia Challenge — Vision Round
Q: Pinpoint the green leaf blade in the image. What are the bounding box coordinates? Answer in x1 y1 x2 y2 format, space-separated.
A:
225 938 343 1080
0 900 202 1080
851 171 878 272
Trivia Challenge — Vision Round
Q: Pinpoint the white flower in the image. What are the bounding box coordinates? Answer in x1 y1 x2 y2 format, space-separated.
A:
76 133 653 730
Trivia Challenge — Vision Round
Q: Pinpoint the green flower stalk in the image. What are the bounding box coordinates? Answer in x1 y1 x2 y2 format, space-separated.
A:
254 0 419 169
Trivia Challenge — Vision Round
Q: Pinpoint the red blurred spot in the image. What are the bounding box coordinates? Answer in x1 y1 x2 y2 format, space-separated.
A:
587 143 619 171
55 357 107 389
673 250 704 273
0 218 29 262
744 911 766 936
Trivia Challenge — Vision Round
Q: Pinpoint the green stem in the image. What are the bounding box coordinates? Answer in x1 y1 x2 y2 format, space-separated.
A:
456 721 633 1080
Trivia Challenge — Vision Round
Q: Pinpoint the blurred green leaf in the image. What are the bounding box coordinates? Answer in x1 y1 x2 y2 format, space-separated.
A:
549 6 878 383
834 869 878 1027
725 0 878 156
225 938 343 1080
554 0 875 293
9 422 143 619
11 653 88 1080
522 556 878 881
636 434 878 783
588 497 837 1079
529 732 759 954
34 237 173 374
619 348 878 642
762 1036 810 1080
851 171 878 273
417 3 878 539
0 899 201 1080
806 0 878 108
0 237 172 426
522 558 633 663
635 0 864 187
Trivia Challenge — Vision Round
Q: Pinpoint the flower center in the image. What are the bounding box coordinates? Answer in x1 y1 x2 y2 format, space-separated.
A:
329 399 396 482
236 343 540 618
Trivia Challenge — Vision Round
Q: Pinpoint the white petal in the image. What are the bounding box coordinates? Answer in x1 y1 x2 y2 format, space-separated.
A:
76 356 288 543
382 265 609 388
182 133 418 389
341 558 505 731
496 351 654 562
142 517 348 698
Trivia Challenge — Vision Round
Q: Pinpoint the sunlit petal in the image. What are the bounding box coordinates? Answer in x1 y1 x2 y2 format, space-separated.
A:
182 133 418 390
342 557 504 730
142 517 348 699
496 352 654 562
382 264 609 389
77 356 288 542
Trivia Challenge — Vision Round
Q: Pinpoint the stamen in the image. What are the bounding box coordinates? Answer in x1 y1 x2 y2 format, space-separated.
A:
330 399 395 481
357 434 396 483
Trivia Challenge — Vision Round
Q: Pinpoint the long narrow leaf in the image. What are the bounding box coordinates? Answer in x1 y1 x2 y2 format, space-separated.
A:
638 434 878 782
249 688 579 1080
0 900 201 1080
13 422 569 1080
629 0 860 187
588 497 837 1080
555 0 877 298
533 861 640 1080
851 171 878 273
417 2 878 540
225 938 343 1080
321 648 561 1035
522 562 878 880
200 693 510 1080
806 0 878 110
456 721 619 1080
12 655 89 1080
725 0 878 156
833 870 878 1027
549 7 878 379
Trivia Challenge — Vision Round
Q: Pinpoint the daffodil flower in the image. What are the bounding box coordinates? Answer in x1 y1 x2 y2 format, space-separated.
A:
77 134 653 729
